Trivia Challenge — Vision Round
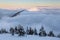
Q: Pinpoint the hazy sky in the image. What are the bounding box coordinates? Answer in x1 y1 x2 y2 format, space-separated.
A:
0 0 60 9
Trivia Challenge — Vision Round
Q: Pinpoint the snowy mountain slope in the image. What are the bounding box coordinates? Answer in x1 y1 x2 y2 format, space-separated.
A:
0 9 23 18
0 9 60 35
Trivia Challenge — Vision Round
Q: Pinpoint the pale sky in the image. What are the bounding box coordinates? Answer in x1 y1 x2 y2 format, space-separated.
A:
0 0 60 9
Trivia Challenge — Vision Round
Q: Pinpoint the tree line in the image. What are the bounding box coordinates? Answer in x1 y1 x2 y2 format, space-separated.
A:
0 25 60 38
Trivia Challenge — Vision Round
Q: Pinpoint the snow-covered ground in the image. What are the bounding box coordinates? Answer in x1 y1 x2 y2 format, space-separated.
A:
0 34 60 40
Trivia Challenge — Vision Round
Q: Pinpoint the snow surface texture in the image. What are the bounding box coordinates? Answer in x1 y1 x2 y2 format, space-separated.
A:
0 9 60 34
0 34 60 40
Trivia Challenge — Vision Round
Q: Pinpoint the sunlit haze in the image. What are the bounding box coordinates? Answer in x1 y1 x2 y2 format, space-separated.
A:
0 0 60 10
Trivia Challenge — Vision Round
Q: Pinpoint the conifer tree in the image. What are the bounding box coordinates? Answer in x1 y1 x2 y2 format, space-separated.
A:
0 30 1 34
57 34 60 38
10 27 14 36
27 27 34 35
48 31 55 37
14 26 18 34
39 26 47 36
26 27 29 35
0 28 8 33
18 25 25 36
34 28 38 35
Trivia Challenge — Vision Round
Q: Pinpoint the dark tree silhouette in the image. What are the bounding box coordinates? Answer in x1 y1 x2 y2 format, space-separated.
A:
34 28 38 35
27 27 34 35
48 31 55 37
18 25 25 36
0 30 1 34
0 24 57 38
39 26 47 36
14 26 18 34
26 27 29 35
0 28 8 33
57 34 60 38
10 27 14 36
